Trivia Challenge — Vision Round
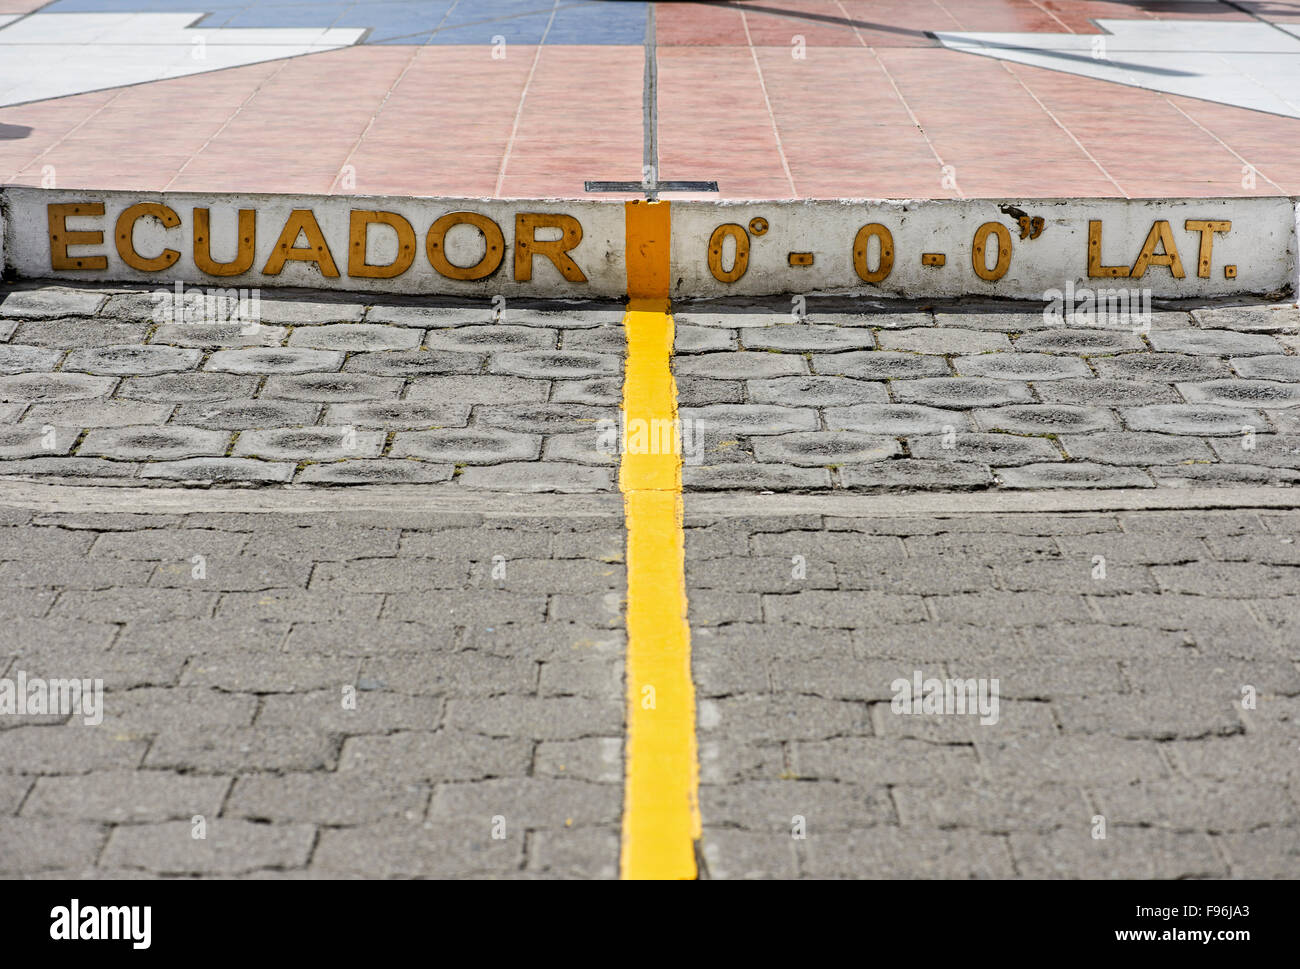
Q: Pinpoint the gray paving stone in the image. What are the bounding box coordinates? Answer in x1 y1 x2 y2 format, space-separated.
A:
103 819 316 874
118 373 258 402
1230 355 1300 381
0 373 116 402
551 376 621 405
457 462 613 492
138 458 295 483
0 457 138 479
542 431 617 466
257 299 366 324
0 345 65 374
1151 560 1300 598
1060 431 1215 466
1034 378 1182 406
1012 328 1145 354
364 304 491 327
205 347 343 374
390 428 539 464
287 323 420 351
932 308 1046 331
499 307 622 329
0 402 25 422
684 463 832 490
741 324 878 352
997 462 1153 488
80 425 230 461
21 770 229 822
909 432 1061 465
1178 379 1300 409
1123 404 1264 435
424 324 555 352
407 375 550 405
64 344 201 376
1220 827 1300 878
954 352 1091 380
528 827 619 878
675 325 738 353
973 404 1115 434
312 820 520 876
1090 352 1231 381
702 778 892 831
234 427 385 461
751 431 898 466
171 399 322 430
0 287 106 317
675 352 807 379
324 401 469 430
1151 463 1300 486
0 424 79 457
296 460 454 484
826 403 969 435
1210 433 1300 467
13 319 149 347
877 327 1010 354
490 350 620 379
761 589 925 627
839 459 994 490
227 772 428 825
261 374 404 401
979 736 1168 785
431 777 619 827
678 404 818 435
1190 305 1300 332
810 350 949 380
149 322 287 347
0 819 106 873
0 725 148 772
22 400 169 428
892 377 1034 407
558 325 624 353
1148 329 1282 356
748 376 889 407
471 404 608 434
676 376 744 406
1012 828 1224 878
343 349 485 376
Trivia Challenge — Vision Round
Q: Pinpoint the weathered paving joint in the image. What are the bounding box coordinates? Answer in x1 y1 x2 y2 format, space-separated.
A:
2 188 1296 300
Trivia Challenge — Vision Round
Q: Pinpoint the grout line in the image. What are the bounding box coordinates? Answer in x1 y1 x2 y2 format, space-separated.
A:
738 10 797 199
493 0 560 198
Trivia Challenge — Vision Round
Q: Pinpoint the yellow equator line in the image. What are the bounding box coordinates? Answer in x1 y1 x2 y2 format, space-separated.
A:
619 199 700 880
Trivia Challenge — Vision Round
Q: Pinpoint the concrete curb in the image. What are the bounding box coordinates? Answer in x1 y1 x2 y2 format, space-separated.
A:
1 186 1295 301
0 480 1295 517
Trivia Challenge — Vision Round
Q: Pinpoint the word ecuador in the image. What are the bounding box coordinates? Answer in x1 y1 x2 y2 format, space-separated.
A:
46 202 589 283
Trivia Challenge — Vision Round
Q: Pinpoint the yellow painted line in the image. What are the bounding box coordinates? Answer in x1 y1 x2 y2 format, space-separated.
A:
619 200 700 880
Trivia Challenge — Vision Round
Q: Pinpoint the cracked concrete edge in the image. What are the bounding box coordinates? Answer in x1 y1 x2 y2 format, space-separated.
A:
0 479 1297 517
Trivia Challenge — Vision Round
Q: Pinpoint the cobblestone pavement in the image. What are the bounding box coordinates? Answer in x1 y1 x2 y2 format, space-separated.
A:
0 502 627 879
0 285 625 491
1 285 1298 492
672 297 1300 492
687 506 1300 879
0 283 1297 879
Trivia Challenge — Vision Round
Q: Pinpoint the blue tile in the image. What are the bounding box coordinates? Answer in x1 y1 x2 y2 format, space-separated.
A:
34 0 648 45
